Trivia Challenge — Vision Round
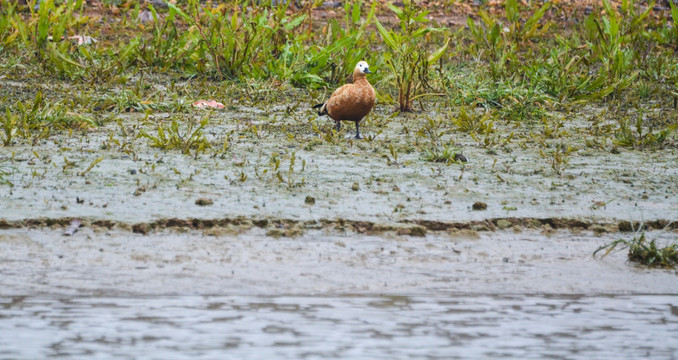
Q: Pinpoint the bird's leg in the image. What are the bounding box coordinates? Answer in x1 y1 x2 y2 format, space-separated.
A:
335 121 341 132
354 121 362 140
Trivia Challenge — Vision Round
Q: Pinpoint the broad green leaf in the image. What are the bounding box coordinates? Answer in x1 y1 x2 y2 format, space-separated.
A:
621 0 629 15
48 44 84 69
427 38 449 64
478 9 495 27
284 14 307 31
506 0 519 23
375 19 399 52
489 23 500 46
149 4 159 23
608 15 619 40
231 10 238 30
167 2 192 23
602 0 615 20
467 16 481 41
630 2 654 29
351 1 360 24
33 90 43 113
387 3 403 17
359 1 377 32
411 28 432 38
413 11 430 23
524 2 550 37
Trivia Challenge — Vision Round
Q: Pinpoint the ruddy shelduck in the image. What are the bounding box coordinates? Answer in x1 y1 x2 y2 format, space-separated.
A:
313 61 375 139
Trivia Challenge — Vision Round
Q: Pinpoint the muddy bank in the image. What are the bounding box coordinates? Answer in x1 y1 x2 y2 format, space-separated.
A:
1 227 677 296
0 215 675 236
1 104 676 228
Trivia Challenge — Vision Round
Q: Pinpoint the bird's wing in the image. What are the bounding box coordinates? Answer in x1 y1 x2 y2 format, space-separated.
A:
324 84 354 114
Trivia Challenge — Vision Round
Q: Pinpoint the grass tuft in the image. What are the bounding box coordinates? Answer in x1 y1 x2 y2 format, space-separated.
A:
594 231 678 268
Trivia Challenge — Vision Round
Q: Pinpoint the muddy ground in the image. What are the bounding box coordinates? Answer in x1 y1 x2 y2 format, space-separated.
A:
1 95 676 226
1 81 677 295
2 227 678 296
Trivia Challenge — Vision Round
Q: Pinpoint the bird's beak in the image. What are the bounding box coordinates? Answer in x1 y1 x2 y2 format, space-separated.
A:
364 68 372 74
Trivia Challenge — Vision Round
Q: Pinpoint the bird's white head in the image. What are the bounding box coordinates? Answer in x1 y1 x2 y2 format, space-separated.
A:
355 61 371 74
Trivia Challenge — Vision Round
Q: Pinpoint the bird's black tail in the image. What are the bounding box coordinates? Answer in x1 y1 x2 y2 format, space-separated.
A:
313 103 327 116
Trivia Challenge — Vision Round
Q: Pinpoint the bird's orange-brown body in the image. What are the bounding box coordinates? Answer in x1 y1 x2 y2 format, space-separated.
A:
314 61 375 139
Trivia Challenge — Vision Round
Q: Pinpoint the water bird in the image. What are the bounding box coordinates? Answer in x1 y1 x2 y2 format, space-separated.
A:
313 61 375 139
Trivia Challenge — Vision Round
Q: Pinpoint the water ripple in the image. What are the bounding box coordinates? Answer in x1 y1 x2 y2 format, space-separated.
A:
1 295 677 359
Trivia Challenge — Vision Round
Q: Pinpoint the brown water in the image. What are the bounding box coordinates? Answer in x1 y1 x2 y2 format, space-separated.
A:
1 294 677 359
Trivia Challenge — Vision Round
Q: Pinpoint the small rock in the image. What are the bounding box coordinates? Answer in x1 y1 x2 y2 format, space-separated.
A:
454 153 468 162
540 224 556 235
351 182 360 191
472 201 487 211
448 228 480 239
253 219 269 228
610 147 621 154
203 226 238 237
284 226 304 237
195 198 213 206
132 223 150 235
150 0 168 9
266 228 284 238
502 257 510 263
397 226 427 237
496 219 512 230
471 224 491 232
591 225 608 234
320 1 342 8
409 226 427 237
133 187 146 196
137 10 154 24
305 196 315 205
130 169 137 175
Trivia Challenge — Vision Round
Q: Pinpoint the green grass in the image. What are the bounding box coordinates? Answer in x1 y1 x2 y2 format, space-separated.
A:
139 114 212 157
0 0 676 155
594 232 678 268
0 162 13 187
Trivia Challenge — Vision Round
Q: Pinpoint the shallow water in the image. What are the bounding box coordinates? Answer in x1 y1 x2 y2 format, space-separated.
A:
2 294 677 359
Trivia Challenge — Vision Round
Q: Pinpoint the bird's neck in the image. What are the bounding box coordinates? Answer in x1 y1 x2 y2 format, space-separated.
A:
353 72 369 86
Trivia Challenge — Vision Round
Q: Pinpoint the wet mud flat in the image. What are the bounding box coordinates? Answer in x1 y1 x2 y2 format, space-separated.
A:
1 227 677 296
1 102 676 226
1 90 677 358
1 226 678 359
